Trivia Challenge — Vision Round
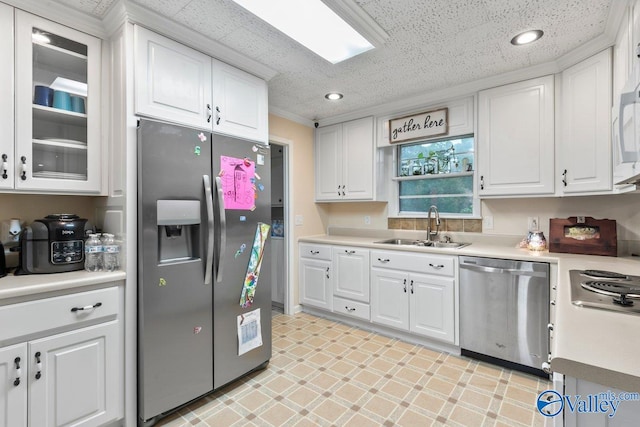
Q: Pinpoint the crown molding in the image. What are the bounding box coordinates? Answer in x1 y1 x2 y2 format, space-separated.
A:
3 0 108 38
269 106 315 128
114 0 278 81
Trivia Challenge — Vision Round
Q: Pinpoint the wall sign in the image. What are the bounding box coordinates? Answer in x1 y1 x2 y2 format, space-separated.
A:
389 107 448 144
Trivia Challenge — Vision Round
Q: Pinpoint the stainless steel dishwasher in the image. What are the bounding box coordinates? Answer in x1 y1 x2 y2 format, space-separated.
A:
459 256 550 377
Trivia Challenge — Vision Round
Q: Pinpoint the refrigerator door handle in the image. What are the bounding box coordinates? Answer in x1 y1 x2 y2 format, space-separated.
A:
203 175 214 286
215 176 227 283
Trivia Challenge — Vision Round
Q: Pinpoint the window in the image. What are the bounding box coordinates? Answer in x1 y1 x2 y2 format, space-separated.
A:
396 135 476 216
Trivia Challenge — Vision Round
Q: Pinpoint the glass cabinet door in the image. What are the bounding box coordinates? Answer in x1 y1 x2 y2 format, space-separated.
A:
15 11 102 193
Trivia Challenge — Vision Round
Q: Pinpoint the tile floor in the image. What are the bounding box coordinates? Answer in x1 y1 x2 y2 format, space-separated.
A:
156 312 550 426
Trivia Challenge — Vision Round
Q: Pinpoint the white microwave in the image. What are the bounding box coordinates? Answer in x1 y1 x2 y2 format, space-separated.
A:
616 60 640 185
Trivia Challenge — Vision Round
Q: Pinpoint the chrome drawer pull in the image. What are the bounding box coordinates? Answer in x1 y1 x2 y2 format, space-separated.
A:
345 306 356 312
71 302 103 312
13 357 21 386
429 263 445 269
310 250 320 255
345 250 356 255
377 258 390 263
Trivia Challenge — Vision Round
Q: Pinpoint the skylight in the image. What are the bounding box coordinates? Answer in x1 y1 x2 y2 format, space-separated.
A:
231 0 374 64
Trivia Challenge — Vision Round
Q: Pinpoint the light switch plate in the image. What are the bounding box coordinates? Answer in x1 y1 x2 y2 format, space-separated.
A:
295 215 304 226
482 216 493 230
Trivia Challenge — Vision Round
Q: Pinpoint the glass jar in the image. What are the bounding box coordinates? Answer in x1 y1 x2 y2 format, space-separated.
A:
527 231 547 251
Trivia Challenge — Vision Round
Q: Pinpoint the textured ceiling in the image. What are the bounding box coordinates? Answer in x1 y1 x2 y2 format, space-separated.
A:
51 0 614 122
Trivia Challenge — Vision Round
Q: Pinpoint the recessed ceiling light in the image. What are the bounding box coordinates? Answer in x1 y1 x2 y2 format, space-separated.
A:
325 93 343 101
231 0 374 64
511 30 544 45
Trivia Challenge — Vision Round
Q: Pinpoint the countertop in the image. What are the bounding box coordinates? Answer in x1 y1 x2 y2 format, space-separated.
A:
299 232 640 393
0 270 126 302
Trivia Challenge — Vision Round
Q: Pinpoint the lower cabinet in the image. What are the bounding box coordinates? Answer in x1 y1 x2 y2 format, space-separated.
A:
299 244 333 311
0 284 122 427
332 246 371 320
563 376 640 427
298 243 458 345
371 250 457 344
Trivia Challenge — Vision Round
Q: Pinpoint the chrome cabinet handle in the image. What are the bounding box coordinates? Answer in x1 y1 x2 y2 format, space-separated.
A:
410 280 414 294
547 323 554 332
206 104 212 123
216 106 221 125
341 184 345 196
337 185 340 196
345 306 356 312
1 154 7 179
403 278 407 293
310 250 320 255
480 175 484 190
550 300 556 306
344 250 356 255
562 169 567 187
429 263 444 269
71 302 102 312
326 267 330 279
377 258 390 263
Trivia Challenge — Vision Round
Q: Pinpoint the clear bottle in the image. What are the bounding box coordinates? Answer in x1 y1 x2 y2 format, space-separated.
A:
101 233 120 272
84 233 102 272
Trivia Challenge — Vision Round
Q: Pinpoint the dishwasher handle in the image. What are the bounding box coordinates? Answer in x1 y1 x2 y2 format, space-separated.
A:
459 262 548 278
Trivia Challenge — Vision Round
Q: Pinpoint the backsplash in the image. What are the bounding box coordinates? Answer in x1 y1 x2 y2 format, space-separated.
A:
388 217 482 233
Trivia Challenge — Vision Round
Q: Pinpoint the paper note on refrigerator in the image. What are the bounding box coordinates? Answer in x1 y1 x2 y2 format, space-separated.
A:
237 309 262 355
220 156 256 210
239 222 271 308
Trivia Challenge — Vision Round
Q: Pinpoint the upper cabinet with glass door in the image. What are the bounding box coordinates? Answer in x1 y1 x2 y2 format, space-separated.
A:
14 11 102 193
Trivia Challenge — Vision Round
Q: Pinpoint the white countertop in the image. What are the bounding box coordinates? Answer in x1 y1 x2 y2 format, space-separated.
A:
0 270 126 302
300 233 640 392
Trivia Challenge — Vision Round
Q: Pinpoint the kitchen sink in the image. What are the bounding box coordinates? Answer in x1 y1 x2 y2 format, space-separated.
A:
373 238 470 249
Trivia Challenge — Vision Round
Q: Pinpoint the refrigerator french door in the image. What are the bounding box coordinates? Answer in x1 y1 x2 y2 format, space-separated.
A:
137 119 271 425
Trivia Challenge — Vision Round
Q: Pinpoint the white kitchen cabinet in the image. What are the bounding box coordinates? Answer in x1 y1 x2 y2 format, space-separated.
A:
0 285 122 427
0 343 27 427
563 376 640 427
558 49 612 194
10 10 102 194
332 246 370 303
332 246 370 320
211 59 269 143
134 25 213 130
478 76 555 196
370 250 457 344
315 117 375 201
299 244 333 311
0 4 14 191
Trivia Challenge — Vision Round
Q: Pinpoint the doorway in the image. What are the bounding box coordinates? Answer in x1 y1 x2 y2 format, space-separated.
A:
270 142 286 313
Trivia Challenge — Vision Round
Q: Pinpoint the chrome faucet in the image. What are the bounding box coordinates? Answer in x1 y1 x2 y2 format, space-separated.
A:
427 205 441 242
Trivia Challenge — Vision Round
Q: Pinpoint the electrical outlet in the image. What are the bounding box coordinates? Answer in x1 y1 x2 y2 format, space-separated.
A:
364 215 371 225
482 216 493 230
528 216 539 231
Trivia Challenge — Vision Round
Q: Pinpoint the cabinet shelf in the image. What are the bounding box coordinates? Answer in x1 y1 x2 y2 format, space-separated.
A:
33 41 87 80
392 171 474 181
33 104 87 126
33 138 87 150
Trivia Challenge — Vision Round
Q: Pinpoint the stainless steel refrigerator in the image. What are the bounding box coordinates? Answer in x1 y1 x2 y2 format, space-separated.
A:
137 119 272 425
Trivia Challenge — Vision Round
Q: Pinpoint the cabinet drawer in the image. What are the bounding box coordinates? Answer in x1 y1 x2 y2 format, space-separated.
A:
371 250 455 276
300 243 332 261
333 296 370 321
0 286 119 343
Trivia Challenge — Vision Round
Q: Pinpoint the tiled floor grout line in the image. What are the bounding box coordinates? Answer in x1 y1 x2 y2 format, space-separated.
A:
155 312 550 427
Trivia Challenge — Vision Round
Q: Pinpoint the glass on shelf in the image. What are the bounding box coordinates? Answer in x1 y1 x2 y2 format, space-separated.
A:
30 25 89 180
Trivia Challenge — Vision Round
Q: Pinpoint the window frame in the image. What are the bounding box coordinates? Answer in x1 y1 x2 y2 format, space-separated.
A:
388 133 480 219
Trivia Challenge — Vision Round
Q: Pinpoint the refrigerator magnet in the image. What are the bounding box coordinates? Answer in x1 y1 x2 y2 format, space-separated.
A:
257 154 265 165
239 223 271 308
194 145 201 156
235 243 247 258
197 132 207 142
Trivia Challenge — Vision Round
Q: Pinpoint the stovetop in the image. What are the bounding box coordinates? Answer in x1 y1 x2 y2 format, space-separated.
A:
570 269 640 315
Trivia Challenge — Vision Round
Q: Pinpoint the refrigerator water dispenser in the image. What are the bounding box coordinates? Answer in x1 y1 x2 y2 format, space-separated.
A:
157 200 201 262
